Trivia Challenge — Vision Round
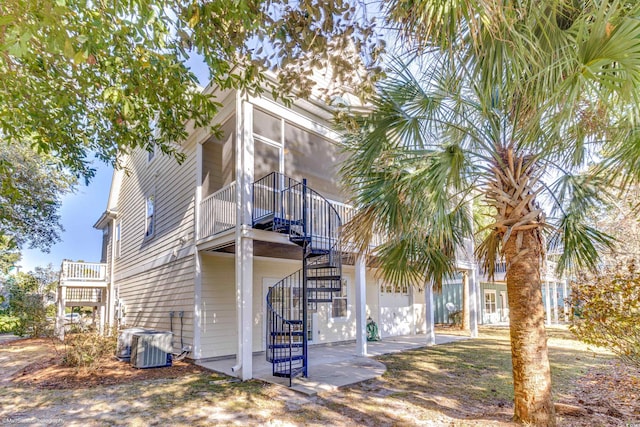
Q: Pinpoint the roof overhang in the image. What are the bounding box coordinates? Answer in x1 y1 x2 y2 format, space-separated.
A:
93 209 117 229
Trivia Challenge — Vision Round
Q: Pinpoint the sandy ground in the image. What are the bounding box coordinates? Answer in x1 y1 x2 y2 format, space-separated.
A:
1 333 638 426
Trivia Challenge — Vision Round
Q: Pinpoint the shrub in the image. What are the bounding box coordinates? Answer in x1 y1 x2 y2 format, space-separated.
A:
11 294 54 337
62 327 118 369
0 314 19 333
570 260 640 367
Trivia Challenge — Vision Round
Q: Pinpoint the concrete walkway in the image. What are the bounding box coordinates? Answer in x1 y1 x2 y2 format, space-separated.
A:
198 333 467 395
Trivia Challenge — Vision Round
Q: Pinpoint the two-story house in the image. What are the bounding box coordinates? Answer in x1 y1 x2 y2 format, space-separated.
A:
56 77 479 384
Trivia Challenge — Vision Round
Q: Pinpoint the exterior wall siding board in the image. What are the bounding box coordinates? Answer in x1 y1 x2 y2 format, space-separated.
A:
433 282 463 324
115 138 196 273
112 137 198 353
200 255 237 358
117 255 195 353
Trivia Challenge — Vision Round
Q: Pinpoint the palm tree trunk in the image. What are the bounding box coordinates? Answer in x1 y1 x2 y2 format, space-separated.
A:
504 229 556 426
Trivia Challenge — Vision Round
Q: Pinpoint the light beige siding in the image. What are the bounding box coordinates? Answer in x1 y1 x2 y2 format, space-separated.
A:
112 137 198 351
118 255 195 352
115 138 197 275
200 254 237 358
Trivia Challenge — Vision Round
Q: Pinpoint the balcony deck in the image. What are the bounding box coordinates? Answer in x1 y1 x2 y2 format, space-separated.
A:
197 182 476 268
59 261 109 305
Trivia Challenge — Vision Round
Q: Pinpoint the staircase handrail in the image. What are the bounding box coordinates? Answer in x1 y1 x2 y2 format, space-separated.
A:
265 270 304 325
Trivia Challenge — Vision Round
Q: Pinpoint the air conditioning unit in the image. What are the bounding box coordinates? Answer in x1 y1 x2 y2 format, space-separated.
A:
116 328 150 361
130 331 173 369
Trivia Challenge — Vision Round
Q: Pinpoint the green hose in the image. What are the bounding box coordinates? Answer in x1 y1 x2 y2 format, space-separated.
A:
366 317 380 341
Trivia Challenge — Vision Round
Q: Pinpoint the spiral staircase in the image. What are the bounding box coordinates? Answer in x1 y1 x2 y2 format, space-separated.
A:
253 172 343 386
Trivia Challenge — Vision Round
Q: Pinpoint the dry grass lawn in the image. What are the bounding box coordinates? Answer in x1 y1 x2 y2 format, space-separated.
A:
1 326 638 426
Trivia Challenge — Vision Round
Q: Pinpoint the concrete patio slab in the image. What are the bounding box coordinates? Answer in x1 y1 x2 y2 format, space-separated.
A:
197 333 468 395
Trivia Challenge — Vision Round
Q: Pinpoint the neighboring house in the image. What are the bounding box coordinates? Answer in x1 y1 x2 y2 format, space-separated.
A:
57 79 478 382
433 260 569 326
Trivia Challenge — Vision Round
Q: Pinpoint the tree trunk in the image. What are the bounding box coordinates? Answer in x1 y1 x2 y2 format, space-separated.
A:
504 230 556 426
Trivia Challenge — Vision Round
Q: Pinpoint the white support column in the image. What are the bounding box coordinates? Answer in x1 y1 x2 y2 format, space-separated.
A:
409 286 416 335
355 254 367 356
563 279 569 322
462 271 470 331
193 253 203 359
106 283 116 332
192 140 204 359
109 218 117 331
552 281 559 324
195 140 203 242
476 276 483 326
235 97 254 380
56 285 66 340
545 280 551 325
98 304 106 334
424 281 436 345
468 269 478 338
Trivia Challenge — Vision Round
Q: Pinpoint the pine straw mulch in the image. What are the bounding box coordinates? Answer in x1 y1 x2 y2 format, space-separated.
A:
5 337 209 390
566 357 640 423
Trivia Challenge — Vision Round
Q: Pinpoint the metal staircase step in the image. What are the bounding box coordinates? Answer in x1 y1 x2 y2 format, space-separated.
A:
306 262 338 269
269 343 304 349
273 366 305 378
306 275 341 281
307 249 329 256
290 236 311 245
270 331 304 337
308 298 332 303
307 287 341 293
272 355 304 364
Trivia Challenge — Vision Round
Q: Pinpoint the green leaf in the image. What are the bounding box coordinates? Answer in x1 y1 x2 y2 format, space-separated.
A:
73 49 87 64
63 38 74 58
0 15 14 26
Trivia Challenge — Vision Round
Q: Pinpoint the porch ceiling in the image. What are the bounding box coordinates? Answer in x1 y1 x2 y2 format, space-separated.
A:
208 240 304 261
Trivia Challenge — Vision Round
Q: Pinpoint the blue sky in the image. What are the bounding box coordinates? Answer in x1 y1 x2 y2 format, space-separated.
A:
20 162 114 272
19 58 210 274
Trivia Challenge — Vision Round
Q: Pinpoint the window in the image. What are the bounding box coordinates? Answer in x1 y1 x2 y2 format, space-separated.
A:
379 281 408 295
100 227 110 263
332 279 348 319
115 222 121 258
145 195 155 238
484 290 497 314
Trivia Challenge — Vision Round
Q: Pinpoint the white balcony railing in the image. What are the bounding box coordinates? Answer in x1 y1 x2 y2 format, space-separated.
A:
196 181 479 267
328 200 385 248
66 287 104 303
61 261 108 282
199 181 237 240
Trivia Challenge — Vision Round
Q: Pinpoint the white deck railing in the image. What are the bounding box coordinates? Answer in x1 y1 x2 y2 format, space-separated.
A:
66 287 104 303
61 261 108 282
328 200 385 248
199 181 237 240
196 182 481 267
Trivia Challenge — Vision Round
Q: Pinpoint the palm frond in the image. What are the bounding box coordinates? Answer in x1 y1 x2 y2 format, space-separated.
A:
549 213 616 275
475 228 502 282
